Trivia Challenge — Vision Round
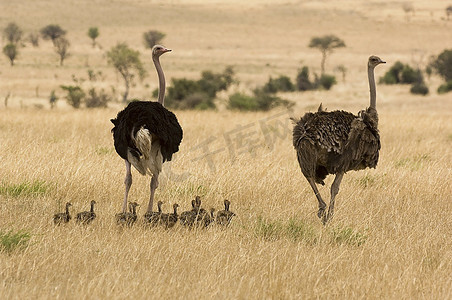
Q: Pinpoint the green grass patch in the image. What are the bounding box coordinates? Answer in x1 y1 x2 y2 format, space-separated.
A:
0 180 51 198
254 216 318 244
394 154 431 171
95 146 114 155
0 230 32 254
330 226 367 246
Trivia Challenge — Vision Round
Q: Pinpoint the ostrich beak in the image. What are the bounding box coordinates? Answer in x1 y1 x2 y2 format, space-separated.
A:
163 48 172 53
380 60 386 64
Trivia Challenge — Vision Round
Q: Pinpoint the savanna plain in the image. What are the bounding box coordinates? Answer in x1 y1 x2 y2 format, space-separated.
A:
1 0 451 299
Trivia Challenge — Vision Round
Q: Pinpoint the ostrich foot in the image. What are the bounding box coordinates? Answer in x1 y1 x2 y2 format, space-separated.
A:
317 207 326 219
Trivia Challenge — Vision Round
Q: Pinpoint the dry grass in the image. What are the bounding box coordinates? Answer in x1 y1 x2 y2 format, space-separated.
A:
1 0 452 299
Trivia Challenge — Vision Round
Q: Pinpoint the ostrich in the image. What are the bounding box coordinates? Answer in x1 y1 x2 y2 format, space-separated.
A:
216 200 235 226
53 202 72 225
76 200 97 224
144 200 163 227
292 55 385 224
179 199 198 227
115 202 139 226
160 203 179 229
111 45 183 216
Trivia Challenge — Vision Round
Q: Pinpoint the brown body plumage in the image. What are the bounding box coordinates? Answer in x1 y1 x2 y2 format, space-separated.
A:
160 203 179 229
144 201 163 226
292 56 385 224
76 200 97 224
216 200 235 226
115 202 139 226
53 202 72 225
180 196 203 227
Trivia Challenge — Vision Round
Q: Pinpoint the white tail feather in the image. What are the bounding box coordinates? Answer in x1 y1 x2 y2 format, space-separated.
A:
128 127 163 176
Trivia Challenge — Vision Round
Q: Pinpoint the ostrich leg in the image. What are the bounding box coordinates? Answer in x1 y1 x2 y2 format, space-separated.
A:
123 160 132 213
306 177 327 219
147 173 159 213
324 172 344 224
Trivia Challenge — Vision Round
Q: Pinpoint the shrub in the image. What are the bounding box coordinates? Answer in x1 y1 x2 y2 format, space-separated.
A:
228 89 293 112
430 49 452 82
410 82 429 95
164 67 236 110
2 44 18 66
28 32 39 47
228 92 259 111
318 74 337 90
49 90 58 109
296 66 314 91
87 27 99 48
40 24 66 45
263 75 294 93
400 65 418 84
85 88 113 108
143 30 165 49
60 85 85 108
3 22 22 45
437 80 452 94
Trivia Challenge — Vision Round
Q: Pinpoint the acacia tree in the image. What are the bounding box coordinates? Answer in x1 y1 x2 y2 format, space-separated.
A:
309 35 346 75
3 22 22 45
143 30 165 49
88 27 99 48
40 24 66 45
3 44 18 66
106 43 146 103
54 37 70 66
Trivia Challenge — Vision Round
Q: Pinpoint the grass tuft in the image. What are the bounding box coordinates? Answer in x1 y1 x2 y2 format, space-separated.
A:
0 230 32 254
330 226 367 246
254 216 318 244
0 180 51 198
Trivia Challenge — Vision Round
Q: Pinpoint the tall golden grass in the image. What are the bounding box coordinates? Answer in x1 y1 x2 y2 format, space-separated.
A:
0 106 451 298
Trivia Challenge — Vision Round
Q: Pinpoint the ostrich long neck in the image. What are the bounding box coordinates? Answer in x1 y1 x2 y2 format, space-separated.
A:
65 204 70 215
90 203 95 213
153 56 166 106
368 65 377 110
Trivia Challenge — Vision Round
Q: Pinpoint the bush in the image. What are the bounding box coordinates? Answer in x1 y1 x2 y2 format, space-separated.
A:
228 92 259 111
437 80 452 94
410 83 429 95
0 230 31 254
2 44 18 66
3 22 22 45
60 85 85 108
318 74 337 90
164 67 236 110
143 30 165 49
228 89 293 112
296 66 314 91
85 88 113 108
40 24 66 45
380 61 421 84
430 49 452 82
400 65 418 84
263 75 294 93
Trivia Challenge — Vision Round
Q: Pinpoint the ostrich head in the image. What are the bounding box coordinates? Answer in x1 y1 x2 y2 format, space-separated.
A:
152 45 171 57
91 200 96 205
368 56 385 68
66 202 72 208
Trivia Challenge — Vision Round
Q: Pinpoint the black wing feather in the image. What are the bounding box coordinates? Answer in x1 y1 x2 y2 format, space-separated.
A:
111 101 183 162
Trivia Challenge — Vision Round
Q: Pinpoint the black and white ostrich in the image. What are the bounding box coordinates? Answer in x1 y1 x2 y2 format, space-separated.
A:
292 56 385 224
111 45 183 215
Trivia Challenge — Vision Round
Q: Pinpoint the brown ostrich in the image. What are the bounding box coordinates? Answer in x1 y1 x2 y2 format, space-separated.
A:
292 55 385 224
53 202 72 225
180 196 201 227
115 202 139 226
216 200 235 226
76 200 97 224
144 200 163 227
160 203 179 229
